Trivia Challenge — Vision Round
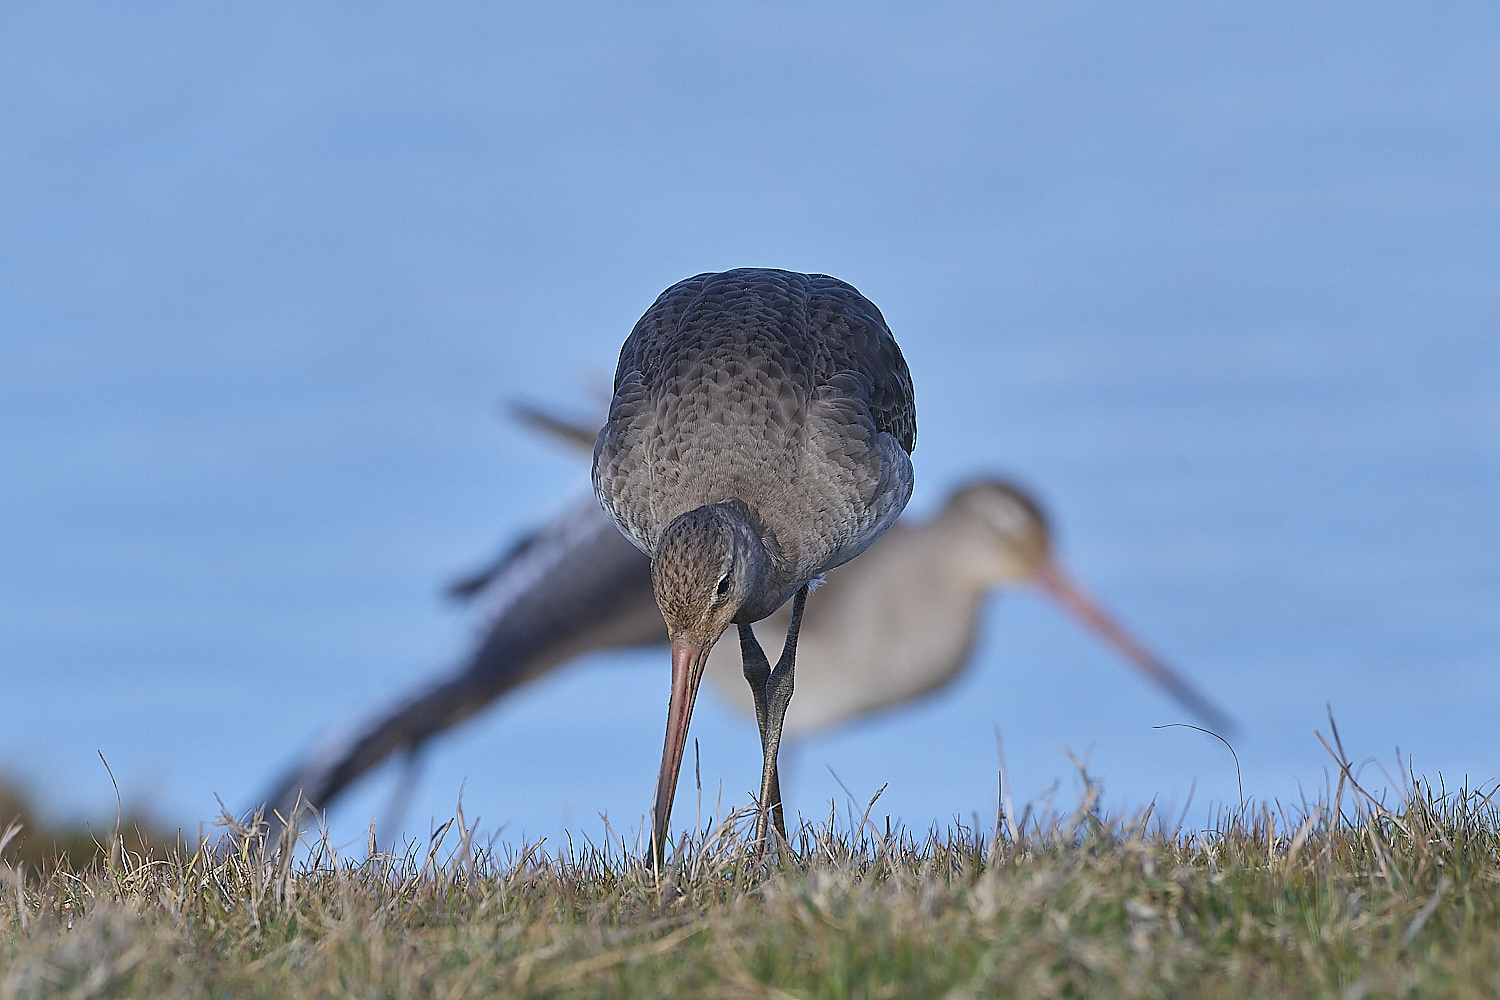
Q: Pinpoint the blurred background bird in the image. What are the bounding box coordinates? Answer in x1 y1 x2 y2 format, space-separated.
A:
257 399 1230 838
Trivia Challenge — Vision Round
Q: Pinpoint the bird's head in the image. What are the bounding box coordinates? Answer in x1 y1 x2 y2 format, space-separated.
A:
647 499 769 862
651 500 762 649
943 478 1053 584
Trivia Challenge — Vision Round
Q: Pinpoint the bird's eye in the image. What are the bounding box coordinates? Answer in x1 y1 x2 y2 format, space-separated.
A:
716 573 732 597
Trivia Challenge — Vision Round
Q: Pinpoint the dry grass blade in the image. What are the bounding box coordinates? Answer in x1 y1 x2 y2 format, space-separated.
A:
532 921 709 989
1283 806 1321 872
1403 875 1453 946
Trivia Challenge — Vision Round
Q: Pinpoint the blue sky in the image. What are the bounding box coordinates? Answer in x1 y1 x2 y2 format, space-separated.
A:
2 3 1497 848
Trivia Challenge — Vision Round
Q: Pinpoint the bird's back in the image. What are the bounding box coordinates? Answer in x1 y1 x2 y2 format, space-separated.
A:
594 268 916 582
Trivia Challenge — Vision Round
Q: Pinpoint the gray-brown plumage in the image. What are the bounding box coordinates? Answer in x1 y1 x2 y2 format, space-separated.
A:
594 268 916 861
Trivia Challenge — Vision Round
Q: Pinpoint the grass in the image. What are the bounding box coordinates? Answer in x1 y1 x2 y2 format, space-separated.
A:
3 733 1500 998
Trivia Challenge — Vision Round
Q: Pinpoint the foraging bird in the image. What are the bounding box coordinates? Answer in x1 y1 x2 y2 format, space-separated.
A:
592 268 917 858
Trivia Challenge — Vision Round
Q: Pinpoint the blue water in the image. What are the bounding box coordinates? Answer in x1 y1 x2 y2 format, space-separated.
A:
2 3 1497 848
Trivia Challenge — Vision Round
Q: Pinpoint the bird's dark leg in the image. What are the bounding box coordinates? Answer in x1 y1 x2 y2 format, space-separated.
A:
738 621 773 841
738 628 772 732
740 584 809 848
761 585 808 843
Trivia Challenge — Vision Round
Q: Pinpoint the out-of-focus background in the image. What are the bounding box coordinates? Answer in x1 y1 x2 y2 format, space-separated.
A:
2 3 1497 850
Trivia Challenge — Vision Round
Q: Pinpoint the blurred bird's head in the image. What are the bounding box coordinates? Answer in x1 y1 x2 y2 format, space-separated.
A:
942 478 1053 584
941 476 1237 735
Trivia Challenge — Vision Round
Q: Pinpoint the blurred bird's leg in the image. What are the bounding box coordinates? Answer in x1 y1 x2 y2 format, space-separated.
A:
742 585 808 850
376 746 424 851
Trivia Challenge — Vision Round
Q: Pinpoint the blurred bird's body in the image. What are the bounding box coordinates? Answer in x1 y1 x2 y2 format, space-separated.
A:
708 481 1227 737
703 483 1035 737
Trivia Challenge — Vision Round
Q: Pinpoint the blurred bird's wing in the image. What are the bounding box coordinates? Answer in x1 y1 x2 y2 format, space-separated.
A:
445 531 543 599
255 495 662 841
442 403 608 599
509 400 602 453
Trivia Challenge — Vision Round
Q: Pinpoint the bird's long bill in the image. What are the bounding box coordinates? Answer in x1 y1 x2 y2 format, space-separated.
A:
1031 560 1236 736
651 638 713 864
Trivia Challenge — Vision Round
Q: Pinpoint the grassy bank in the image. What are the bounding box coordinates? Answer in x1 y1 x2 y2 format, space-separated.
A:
3 751 1499 998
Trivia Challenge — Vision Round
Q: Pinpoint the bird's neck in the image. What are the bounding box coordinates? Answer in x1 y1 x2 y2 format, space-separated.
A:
927 505 1033 588
719 499 803 622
